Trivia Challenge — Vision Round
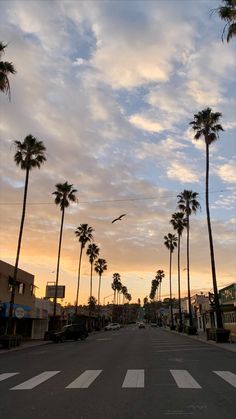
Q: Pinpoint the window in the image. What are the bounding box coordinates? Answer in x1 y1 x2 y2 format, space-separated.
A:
30 284 35 296
18 282 25 295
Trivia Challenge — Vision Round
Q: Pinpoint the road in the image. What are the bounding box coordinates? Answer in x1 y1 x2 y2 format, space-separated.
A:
0 325 235 419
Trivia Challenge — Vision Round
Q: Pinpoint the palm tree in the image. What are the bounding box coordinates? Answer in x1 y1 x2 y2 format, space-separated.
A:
126 293 132 303
53 182 77 319
111 273 121 304
74 224 94 315
217 0 236 42
94 258 107 306
177 189 201 326
177 190 200 327
121 285 128 304
149 278 158 301
164 233 177 328
170 213 187 330
190 107 224 328
0 42 16 100
8 136 46 327
86 243 100 298
8 135 46 333
88 296 97 311
156 270 165 301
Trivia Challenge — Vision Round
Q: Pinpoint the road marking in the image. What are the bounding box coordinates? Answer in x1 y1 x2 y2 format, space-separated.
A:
213 371 236 388
0 373 19 382
156 347 210 353
66 370 102 388
170 370 201 389
122 369 144 388
96 338 112 341
10 371 60 390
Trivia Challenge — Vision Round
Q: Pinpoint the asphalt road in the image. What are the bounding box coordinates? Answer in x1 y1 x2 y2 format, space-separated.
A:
0 325 235 419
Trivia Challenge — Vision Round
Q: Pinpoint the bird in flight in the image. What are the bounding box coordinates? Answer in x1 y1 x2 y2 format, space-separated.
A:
112 214 127 223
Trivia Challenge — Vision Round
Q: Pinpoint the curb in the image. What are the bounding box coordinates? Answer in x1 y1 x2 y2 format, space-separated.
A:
0 340 51 355
161 327 236 353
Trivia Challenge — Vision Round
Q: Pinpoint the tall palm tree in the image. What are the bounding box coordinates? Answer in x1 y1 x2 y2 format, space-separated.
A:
8 135 46 333
217 0 236 42
86 243 100 298
149 278 158 301
190 107 224 328
164 233 177 328
170 213 187 329
74 224 94 314
0 42 16 100
121 285 128 304
177 190 200 327
156 270 165 301
53 182 77 318
111 273 121 304
94 258 107 306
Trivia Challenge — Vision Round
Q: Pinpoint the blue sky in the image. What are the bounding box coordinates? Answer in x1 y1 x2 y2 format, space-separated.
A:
0 0 235 305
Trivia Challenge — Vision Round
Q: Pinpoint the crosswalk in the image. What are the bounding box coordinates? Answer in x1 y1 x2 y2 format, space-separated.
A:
0 369 235 391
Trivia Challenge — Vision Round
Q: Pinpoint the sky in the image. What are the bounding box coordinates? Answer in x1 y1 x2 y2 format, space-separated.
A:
0 0 235 306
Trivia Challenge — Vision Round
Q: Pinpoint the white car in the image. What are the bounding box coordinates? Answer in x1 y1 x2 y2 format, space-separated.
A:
104 323 120 331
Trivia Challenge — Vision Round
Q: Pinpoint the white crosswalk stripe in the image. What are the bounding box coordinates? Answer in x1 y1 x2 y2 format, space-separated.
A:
10 371 60 390
213 371 236 388
170 370 202 388
66 370 102 388
122 369 144 388
0 369 235 391
0 373 19 382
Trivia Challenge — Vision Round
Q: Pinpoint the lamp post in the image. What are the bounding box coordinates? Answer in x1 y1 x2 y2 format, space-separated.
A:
103 294 113 305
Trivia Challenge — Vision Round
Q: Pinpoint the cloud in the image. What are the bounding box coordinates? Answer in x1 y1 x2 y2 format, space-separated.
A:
129 114 165 133
217 161 236 183
167 161 200 183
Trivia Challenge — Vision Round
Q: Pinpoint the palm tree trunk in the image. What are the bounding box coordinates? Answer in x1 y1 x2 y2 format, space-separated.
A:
177 234 182 327
53 207 65 319
159 281 162 301
8 168 30 334
75 245 83 315
205 143 223 328
90 262 93 298
98 274 101 306
169 250 174 327
186 213 193 326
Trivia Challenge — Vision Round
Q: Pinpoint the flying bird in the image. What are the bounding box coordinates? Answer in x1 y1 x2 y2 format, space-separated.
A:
111 214 127 223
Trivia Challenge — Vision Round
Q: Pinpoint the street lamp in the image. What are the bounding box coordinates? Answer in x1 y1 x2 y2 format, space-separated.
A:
103 294 113 305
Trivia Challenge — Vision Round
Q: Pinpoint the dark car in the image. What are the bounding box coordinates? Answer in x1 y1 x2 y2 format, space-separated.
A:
51 324 88 343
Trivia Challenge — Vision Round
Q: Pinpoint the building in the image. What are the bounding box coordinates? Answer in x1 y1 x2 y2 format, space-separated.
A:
0 260 63 339
219 283 236 341
0 260 36 336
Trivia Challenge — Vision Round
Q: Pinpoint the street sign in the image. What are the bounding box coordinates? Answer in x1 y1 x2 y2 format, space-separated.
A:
45 285 65 299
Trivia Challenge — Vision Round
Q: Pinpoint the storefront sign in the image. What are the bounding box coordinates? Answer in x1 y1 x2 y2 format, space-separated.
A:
15 306 25 319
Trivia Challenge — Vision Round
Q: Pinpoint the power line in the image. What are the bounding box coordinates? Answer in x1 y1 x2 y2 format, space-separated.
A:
0 188 234 206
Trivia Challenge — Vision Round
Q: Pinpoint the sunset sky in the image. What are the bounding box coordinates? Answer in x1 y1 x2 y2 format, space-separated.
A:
0 0 235 306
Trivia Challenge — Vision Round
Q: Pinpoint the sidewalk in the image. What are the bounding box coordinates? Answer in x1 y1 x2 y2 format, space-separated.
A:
0 339 51 355
162 327 236 353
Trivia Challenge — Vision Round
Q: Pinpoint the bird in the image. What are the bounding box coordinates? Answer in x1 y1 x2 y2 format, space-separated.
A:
111 213 127 223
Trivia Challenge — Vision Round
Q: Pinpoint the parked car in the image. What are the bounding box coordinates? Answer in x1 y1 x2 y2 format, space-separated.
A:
51 324 88 343
150 322 157 327
104 323 120 331
138 322 145 329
